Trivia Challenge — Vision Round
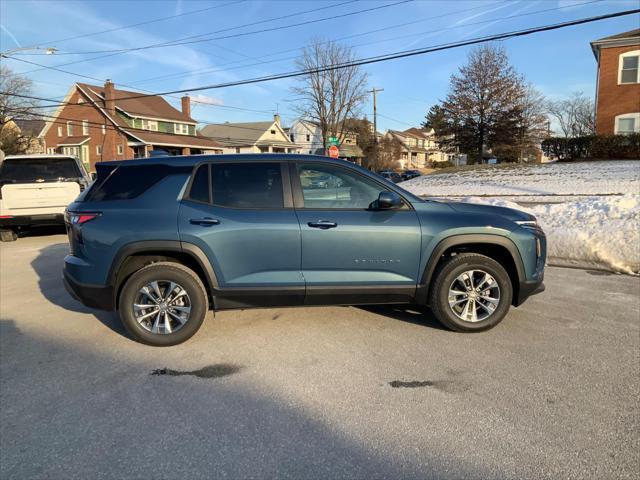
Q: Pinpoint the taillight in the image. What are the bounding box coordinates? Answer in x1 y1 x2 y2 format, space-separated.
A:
67 212 101 224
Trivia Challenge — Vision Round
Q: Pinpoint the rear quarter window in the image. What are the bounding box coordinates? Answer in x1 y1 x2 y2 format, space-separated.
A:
84 164 174 202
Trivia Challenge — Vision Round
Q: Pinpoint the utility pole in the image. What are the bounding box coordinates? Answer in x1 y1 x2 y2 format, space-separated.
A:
368 87 383 168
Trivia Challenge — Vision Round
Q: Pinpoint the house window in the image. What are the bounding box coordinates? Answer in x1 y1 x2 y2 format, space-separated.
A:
174 123 189 135
619 51 640 84
57 126 62 137
270 129 276 135
306 134 310 142
96 145 102 155
67 121 73 136
82 120 89 135
101 125 106 135
141 119 158 131
614 113 640 134
290 133 295 142
117 145 124 155
47 147 56 154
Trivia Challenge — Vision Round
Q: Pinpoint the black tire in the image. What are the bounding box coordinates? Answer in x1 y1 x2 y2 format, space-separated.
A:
118 262 209 346
429 253 513 332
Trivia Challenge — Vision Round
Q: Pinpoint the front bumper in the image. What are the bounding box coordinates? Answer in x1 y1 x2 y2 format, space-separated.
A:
516 277 545 306
0 213 64 228
63 270 115 311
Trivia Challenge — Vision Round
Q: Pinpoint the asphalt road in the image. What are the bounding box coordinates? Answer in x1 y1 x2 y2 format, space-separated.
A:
1 232 639 479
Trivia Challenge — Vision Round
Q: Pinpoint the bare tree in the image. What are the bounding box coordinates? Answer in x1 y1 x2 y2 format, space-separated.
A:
547 92 595 138
292 40 369 155
0 66 41 155
513 84 549 162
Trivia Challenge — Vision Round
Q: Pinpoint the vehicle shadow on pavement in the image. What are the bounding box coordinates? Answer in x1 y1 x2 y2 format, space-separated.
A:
358 304 448 331
0 318 487 480
30 243 129 340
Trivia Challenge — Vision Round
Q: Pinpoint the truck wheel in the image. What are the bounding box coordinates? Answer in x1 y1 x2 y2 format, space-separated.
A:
0 230 17 242
429 253 513 332
118 262 208 346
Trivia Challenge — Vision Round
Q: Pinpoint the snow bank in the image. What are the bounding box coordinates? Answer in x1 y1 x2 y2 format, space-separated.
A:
402 161 640 197
461 195 640 275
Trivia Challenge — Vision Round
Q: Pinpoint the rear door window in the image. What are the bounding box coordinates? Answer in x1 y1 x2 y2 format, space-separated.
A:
210 163 283 209
0 157 82 183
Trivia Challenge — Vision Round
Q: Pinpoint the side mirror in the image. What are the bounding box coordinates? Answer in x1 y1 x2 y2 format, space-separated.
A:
376 191 403 210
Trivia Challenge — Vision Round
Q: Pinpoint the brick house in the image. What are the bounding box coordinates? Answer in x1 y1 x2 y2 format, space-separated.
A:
590 29 640 135
40 81 223 172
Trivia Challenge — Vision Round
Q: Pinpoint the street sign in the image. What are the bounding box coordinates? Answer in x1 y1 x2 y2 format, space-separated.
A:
328 136 339 146
328 145 340 158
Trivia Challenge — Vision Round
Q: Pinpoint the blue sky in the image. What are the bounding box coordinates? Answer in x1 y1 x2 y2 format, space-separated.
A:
1 0 638 132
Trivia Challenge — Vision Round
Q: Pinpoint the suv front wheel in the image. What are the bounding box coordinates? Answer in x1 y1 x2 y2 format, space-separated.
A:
119 262 209 346
429 253 513 332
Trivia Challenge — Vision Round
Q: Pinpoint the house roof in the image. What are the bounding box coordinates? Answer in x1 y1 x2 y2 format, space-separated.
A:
76 82 196 123
199 121 274 145
199 121 295 148
590 29 640 60
338 144 364 158
594 29 640 42
122 129 223 150
14 119 46 137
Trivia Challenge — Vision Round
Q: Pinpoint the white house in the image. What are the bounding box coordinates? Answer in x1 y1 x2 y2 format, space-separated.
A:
199 115 299 154
287 118 364 162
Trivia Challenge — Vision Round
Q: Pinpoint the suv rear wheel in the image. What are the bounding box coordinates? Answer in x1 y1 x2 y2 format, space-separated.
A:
119 262 208 346
429 253 512 332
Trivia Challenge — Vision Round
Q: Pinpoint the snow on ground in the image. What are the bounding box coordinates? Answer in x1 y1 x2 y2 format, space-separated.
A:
401 161 640 274
461 195 640 275
401 160 640 197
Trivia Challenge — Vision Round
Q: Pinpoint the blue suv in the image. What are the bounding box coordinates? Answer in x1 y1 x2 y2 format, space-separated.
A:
63 154 545 346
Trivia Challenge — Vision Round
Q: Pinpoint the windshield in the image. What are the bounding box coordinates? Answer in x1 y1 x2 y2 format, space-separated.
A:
0 158 82 183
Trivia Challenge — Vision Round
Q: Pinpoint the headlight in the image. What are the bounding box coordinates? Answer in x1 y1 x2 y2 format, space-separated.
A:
516 219 544 237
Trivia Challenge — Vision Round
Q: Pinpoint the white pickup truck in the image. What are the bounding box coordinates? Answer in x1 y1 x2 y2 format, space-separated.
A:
0 154 91 241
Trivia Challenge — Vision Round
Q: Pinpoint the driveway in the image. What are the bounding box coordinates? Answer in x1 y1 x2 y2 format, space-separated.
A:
1 233 638 479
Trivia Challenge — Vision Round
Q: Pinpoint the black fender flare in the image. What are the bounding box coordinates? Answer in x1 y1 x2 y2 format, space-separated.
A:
420 234 525 286
107 240 219 293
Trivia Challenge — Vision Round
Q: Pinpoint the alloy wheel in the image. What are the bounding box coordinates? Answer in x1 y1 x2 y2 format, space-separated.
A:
133 280 192 334
447 270 501 323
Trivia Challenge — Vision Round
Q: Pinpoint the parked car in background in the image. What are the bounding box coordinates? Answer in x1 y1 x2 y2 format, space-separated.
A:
0 154 90 241
63 154 546 346
402 169 422 181
377 170 403 183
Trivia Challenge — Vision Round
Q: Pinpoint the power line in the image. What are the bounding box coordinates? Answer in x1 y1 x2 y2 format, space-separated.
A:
126 0 598 87
24 0 414 74
5 8 637 131
10 8 632 104
129 0 511 85
5 1 245 52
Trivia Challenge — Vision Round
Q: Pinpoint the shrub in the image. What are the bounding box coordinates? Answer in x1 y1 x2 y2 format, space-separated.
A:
542 134 640 160
433 160 454 169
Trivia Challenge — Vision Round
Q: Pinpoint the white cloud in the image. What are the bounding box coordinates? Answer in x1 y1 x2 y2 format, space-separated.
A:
190 94 224 106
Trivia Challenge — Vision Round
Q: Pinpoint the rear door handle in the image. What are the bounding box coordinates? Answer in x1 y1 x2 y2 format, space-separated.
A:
190 217 220 226
307 220 337 229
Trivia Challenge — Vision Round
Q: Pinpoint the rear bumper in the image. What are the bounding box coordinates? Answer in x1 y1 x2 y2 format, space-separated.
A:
63 270 115 311
516 278 545 306
0 213 64 228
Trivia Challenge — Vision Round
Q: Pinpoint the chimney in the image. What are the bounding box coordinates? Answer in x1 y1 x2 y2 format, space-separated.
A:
181 94 191 118
104 79 115 116
273 113 281 126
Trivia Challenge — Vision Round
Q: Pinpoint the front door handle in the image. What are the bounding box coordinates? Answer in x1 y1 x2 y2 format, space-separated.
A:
190 217 220 226
308 220 337 230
